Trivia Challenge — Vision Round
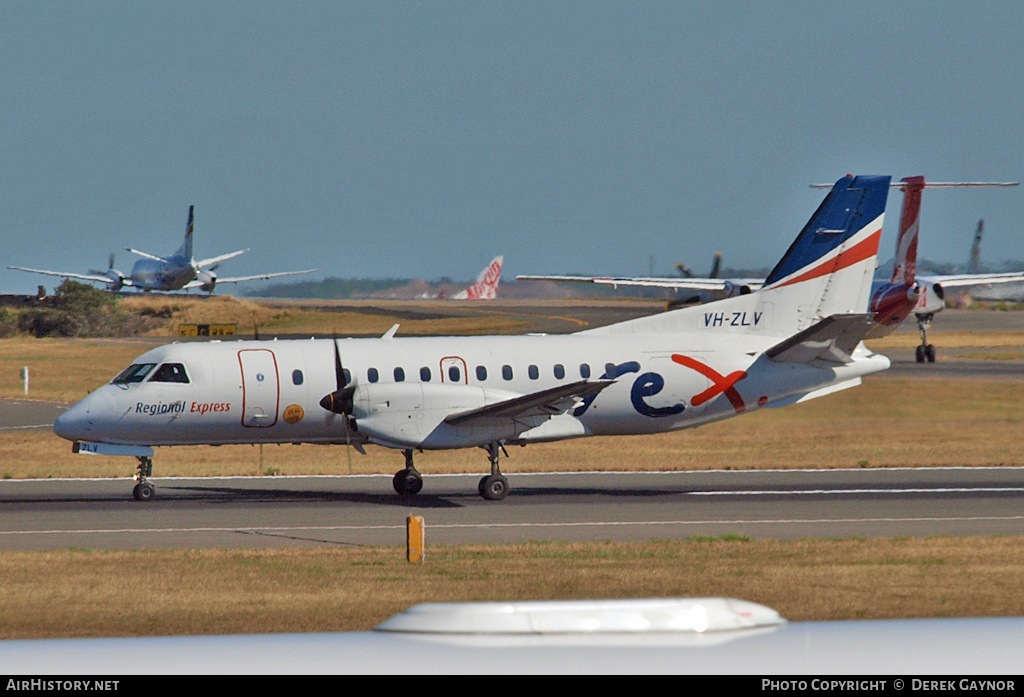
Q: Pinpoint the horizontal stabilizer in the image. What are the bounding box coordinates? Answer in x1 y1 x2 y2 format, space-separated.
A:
445 380 614 426
194 249 249 269
125 248 169 263
765 314 875 365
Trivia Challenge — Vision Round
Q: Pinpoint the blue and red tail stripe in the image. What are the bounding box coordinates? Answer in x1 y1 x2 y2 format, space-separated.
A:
763 175 890 289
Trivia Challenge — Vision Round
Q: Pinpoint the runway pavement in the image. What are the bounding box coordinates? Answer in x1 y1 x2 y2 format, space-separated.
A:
2 468 1022 550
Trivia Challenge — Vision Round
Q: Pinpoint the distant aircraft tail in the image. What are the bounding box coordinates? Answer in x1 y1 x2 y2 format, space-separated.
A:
453 256 503 300
173 206 195 260
969 219 984 274
890 176 924 285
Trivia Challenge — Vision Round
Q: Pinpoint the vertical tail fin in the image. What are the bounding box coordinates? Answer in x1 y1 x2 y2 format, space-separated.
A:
454 256 503 300
761 174 890 330
891 176 924 284
174 206 195 260
969 219 984 273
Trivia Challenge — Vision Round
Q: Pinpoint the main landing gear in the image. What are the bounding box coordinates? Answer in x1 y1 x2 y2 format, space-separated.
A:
391 442 511 501
133 456 156 501
915 313 937 363
393 449 424 497
478 442 509 501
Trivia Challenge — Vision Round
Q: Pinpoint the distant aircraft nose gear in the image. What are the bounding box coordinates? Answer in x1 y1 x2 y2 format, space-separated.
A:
132 456 156 501
393 449 423 496
915 313 936 363
478 442 510 501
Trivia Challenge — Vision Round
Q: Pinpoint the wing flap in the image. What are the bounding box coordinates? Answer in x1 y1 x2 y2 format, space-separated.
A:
444 380 614 426
765 314 875 365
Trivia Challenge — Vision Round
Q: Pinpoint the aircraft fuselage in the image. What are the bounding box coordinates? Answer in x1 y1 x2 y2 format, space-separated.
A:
128 255 197 292
55 332 887 452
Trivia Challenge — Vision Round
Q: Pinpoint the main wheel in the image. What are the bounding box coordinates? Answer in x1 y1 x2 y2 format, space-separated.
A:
915 345 926 363
132 482 155 501
393 470 423 496
925 344 936 363
479 474 509 501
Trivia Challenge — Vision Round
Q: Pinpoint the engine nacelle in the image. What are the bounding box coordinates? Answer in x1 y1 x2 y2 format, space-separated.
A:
914 281 945 315
196 271 217 293
102 270 127 291
351 382 542 449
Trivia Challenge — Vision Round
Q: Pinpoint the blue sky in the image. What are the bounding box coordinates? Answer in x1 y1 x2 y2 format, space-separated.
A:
3 1 1023 294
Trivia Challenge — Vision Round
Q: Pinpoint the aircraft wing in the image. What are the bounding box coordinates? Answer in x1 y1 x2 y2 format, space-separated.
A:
765 314 876 365
194 249 249 269
919 272 1024 288
516 274 764 291
444 380 614 426
182 269 317 288
6 266 133 287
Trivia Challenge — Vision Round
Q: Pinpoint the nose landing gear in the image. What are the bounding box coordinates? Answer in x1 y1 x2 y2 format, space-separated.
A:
132 456 156 501
915 313 936 363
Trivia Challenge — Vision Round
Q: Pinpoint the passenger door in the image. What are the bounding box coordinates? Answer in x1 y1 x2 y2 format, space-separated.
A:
238 349 279 427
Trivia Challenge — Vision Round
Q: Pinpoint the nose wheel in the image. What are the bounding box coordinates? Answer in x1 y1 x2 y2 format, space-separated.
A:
132 456 156 501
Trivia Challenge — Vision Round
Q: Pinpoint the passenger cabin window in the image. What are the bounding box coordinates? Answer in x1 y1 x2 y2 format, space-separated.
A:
292 369 304 385
554 364 565 379
394 367 405 382
367 368 379 383
579 363 591 379
148 363 189 384
112 363 156 385
476 366 487 381
502 365 513 381
448 366 461 382
343 369 352 385
528 364 539 380
420 367 431 382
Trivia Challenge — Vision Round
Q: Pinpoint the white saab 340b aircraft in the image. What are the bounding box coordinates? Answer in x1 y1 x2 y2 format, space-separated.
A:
9 206 315 293
55 175 892 501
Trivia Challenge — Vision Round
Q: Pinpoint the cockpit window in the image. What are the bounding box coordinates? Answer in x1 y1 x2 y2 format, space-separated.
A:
112 363 157 385
148 363 190 384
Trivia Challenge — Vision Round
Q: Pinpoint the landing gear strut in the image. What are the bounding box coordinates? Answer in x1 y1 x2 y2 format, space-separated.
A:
915 313 936 363
393 449 424 496
478 442 509 501
132 456 156 501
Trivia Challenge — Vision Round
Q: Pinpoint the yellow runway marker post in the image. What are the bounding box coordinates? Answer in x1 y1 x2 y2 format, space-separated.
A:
407 515 425 563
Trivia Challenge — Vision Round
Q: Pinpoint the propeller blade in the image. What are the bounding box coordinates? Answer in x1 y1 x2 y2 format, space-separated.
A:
320 338 355 414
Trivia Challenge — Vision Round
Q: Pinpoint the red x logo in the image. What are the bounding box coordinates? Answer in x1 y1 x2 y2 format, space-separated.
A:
671 354 748 413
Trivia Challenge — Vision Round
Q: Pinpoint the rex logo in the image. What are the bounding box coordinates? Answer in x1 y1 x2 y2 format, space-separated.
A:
671 354 749 414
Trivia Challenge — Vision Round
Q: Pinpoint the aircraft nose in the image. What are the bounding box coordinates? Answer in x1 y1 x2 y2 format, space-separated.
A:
53 397 91 442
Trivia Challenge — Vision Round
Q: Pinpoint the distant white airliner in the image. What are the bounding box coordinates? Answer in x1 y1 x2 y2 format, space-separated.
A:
9 206 316 293
56 175 892 502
